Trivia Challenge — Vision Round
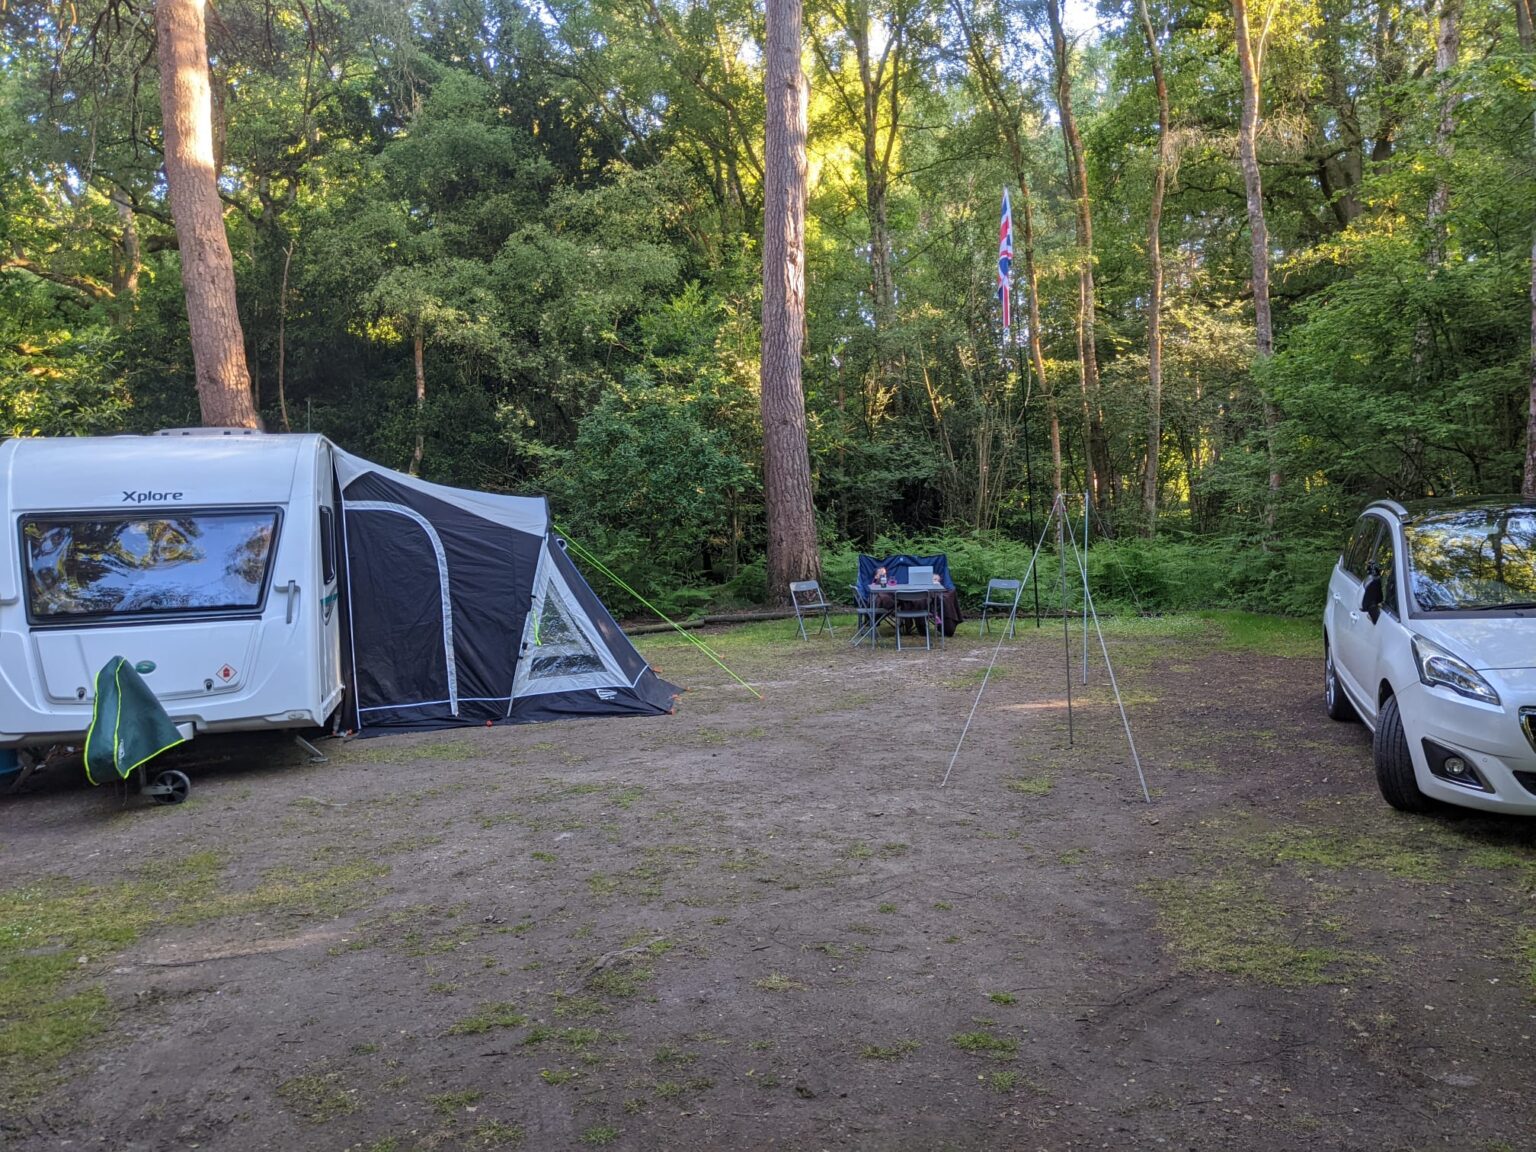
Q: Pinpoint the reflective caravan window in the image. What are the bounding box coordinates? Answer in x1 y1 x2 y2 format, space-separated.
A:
22 508 282 624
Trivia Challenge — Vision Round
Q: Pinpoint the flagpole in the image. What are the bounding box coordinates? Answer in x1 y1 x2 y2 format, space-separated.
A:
998 186 1042 627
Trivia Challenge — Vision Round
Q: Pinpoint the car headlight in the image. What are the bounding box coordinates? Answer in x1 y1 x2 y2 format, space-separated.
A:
1411 635 1501 705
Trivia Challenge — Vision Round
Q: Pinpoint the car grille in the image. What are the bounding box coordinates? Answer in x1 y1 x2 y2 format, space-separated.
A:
1524 708 1536 756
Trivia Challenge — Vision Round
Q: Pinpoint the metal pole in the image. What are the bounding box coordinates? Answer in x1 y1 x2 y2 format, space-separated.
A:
1082 490 1089 685
1018 359 1043 629
1060 494 1073 746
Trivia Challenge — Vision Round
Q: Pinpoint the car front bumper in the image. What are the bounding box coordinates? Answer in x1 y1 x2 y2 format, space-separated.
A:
1398 676 1536 815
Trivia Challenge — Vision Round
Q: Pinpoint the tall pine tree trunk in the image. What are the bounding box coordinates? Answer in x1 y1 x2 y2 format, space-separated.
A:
948 0 1061 497
410 328 425 476
852 14 900 396
1232 0 1280 517
1046 0 1107 513
1137 0 1171 535
155 0 261 429
1426 0 1460 267
1021 191 1063 497
762 0 821 602
1520 0 1536 496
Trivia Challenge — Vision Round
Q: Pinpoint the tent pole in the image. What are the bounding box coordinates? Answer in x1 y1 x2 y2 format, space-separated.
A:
1081 490 1089 685
1059 493 1073 747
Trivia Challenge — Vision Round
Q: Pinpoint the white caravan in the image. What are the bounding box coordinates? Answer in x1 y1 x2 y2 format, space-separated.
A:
0 430 344 749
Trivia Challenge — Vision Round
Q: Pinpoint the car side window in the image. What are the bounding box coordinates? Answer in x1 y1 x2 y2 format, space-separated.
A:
1371 525 1397 617
1342 518 1379 580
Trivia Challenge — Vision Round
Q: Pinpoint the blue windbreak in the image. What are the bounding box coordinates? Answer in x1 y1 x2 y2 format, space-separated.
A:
857 554 953 589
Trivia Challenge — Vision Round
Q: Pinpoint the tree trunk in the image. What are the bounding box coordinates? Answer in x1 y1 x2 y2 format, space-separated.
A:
410 328 425 476
1022 191 1063 498
852 12 900 395
155 0 261 429
110 190 140 319
276 240 294 434
1137 0 1171 536
1046 0 1107 513
1521 0 1536 497
1232 0 1280 516
761 0 821 602
947 0 1061 498
1426 0 1460 267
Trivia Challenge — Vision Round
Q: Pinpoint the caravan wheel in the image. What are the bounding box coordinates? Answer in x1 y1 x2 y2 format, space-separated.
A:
150 770 191 805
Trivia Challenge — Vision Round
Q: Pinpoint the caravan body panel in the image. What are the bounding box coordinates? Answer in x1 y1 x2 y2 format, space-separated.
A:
0 434 343 747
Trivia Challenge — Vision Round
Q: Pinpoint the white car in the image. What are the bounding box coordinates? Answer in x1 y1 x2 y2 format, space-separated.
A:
1324 498 1536 814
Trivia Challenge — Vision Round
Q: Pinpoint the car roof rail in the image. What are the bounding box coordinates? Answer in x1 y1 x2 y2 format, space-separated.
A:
1366 498 1408 517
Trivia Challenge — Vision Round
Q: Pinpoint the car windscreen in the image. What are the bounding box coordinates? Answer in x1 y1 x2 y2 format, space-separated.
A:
1405 506 1536 612
22 509 281 623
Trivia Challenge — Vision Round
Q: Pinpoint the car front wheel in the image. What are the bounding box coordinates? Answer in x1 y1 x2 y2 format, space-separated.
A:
1373 693 1430 812
1324 641 1357 722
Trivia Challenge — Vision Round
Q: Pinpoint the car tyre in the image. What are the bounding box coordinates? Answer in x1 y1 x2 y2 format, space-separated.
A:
1324 641 1357 722
1373 693 1430 812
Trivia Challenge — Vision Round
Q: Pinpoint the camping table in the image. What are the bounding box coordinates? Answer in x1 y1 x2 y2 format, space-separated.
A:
854 584 948 648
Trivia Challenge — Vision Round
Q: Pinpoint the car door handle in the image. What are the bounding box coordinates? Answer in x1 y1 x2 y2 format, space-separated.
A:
280 580 300 624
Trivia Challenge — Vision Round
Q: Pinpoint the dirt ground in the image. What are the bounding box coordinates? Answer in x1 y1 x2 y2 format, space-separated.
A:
4 612 1536 1152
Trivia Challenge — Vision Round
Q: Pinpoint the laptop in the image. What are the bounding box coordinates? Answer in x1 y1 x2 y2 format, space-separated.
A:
905 566 934 586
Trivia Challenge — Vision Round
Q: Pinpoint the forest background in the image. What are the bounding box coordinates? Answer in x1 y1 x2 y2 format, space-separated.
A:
3 0 1533 617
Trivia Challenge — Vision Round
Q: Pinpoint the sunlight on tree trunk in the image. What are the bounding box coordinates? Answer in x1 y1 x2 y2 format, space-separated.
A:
155 0 261 429
761 0 821 602
1137 0 1171 536
1232 0 1280 519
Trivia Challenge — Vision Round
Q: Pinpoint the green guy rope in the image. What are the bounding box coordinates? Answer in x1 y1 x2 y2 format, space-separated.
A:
554 527 764 701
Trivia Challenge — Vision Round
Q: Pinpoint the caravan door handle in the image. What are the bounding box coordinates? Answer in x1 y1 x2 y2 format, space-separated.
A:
281 580 300 624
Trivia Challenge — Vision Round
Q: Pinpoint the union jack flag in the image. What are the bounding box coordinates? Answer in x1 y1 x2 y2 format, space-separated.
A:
997 186 1013 343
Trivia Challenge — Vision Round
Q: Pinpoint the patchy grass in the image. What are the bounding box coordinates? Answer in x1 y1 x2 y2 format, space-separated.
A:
1518 928 1536 996
1250 828 1440 881
990 1070 1019 1094
447 1002 528 1035
859 1039 921 1061
466 1120 525 1148
988 992 1017 1005
753 972 805 992
1200 611 1318 659
580 1125 622 1146
429 1088 484 1115
950 1030 1018 1059
1143 874 1374 987
277 1063 361 1123
0 851 384 1110
1006 774 1054 797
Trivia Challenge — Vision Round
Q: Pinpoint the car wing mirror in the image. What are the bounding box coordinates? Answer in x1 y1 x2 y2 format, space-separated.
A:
1361 574 1383 624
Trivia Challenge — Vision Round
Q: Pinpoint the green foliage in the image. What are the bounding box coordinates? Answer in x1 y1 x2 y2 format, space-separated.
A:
0 0 1529 616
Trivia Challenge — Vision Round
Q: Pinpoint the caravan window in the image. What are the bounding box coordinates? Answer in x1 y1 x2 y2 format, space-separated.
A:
319 506 336 584
21 508 282 624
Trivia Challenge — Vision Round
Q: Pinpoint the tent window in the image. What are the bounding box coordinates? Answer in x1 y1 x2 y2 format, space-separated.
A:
529 585 605 679
319 506 336 585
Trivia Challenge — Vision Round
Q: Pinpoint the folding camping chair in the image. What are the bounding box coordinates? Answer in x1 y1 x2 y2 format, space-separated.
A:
790 580 834 640
850 582 885 647
892 587 933 651
980 578 1023 639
